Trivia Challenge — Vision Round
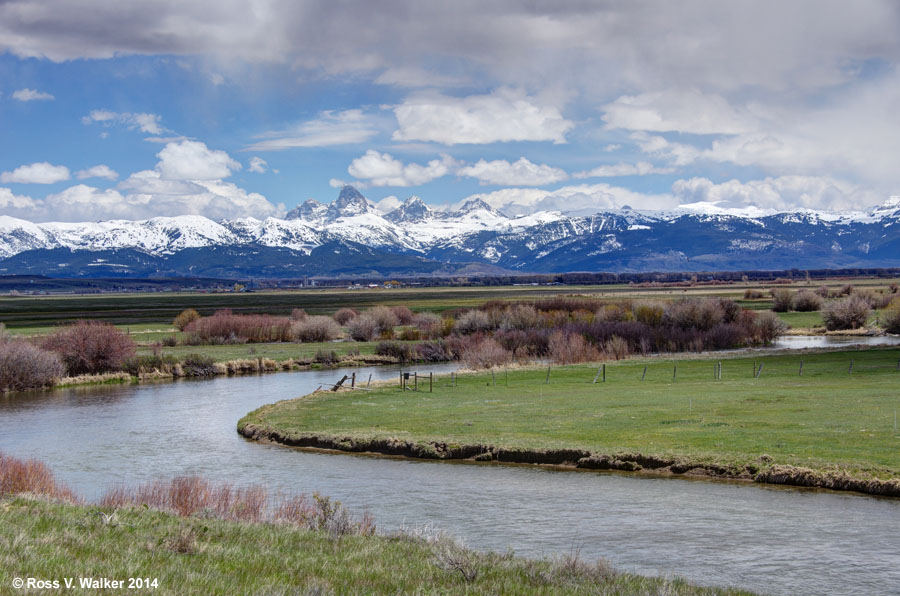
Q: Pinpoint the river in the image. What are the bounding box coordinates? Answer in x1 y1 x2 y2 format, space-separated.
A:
1 357 899 595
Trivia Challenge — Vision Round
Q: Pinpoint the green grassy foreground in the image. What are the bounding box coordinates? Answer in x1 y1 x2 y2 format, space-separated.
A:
0 496 750 596
240 349 900 492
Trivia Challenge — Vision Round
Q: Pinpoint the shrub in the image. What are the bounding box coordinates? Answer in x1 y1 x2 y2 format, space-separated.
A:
498 304 542 330
753 311 787 345
494 328 549 358
412 312 442 338
822 295 871 330
375 341 413 362
314 349 339 365
890 282 899 294
633 301 664 326
185 312 292 343
458 337 511 369
793 290 824 312
180 353 216 377
548 331 601 364
333 308 357 325
771 289 794 312
397 327 422 341
814 285 830 298
0 452 76 501
664 298 724 331
42 321 136 375
161 334 178 347
290 308 308 321
453 309 493 334
882 298 900 334
743 289 765 299
347 315 377 341
416 340 453 362
173 308 201 331
123 354 178 376
0 340 66 391
367 305 399 334
291 316 341 342
603 335 630 360
390 305 415 325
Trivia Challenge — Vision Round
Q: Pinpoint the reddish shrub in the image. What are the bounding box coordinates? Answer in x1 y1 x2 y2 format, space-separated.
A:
548 331 601 364
0 452 76 501
412 312 442 338
453 309 493 334
347 315 378 341
0 340 65 391
185 312 292 344
42 321 136 375
457 336 512 369
290 308 308 321
291 316 341 342
367 306 399 334
416 340 453 362
390 305 415 325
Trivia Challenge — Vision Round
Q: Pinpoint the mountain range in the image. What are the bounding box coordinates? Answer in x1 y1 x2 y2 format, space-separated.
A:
1 185 899 278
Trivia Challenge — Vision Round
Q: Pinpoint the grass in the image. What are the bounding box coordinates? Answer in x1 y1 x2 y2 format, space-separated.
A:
135 340 385 362
773 310 824 329
0 496 753 595
242 348 900 481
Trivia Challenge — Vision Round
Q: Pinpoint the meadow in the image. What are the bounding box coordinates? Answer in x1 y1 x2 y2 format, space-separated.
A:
240 348 900 485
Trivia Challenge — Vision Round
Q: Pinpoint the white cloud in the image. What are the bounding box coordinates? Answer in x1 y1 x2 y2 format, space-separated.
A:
156 140 241 180
372 195 402 214
329 178 357 189
393 88 574 145
574 162 675 178
602 90 758 134
348 150 456 187
11 88 54 101
1 162 70 184
630 132 702 166
248 157 268 173
75 164 118 180
0 187 39 209
458 157 568 186
82 109 164 134
246 110 379 151
672 176 880 212
457 183 675 216
374 67 468 88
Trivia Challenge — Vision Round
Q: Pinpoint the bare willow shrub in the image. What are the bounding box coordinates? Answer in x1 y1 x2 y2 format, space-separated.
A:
290 308 308 321
603 335 630 360
333 308 357 325
632 301 664 326
367 306 399 335
771 289 794 312
595 303 631 322
291 316 341 342
499 304 541 330
814 285 830 298
664 298 724 331
412 312 442 338
548 331 601 364
753 311 787 345
823 295 871 330
390 305 415 325
459 337 511 369
793 290 824 312
0 340 66 391
42 321 136 375
173 308 201 331
453 309 493 334
743 289 765 299
347 314 378 341
0 452 77 501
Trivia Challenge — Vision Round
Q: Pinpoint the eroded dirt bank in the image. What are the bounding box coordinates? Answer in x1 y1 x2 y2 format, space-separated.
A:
237 423 900 499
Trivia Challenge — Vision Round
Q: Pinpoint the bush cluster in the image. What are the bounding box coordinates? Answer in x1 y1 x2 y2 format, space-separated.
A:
42 321 136 375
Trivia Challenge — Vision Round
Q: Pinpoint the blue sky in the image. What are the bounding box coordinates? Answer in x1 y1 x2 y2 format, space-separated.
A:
1 1 899 222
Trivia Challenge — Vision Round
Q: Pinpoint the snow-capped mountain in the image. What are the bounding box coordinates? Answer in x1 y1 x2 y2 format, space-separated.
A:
2 187 900 278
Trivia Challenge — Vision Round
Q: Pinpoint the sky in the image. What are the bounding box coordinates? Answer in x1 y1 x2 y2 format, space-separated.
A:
1 0 900 222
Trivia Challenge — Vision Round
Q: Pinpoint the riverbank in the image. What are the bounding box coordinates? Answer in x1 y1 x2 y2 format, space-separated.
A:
239 349 900 498
0 496 751 595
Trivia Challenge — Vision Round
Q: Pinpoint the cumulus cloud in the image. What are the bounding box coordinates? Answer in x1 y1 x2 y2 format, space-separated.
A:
11 88 54 101
574 162 675 178
156 140 241 180
371 195 402 214
672 176 881 212
602 90 758 135
75 164 118 180
348 150 456 187
82 109 164 134
393 88 573 145
246 110 379 151
1 162 70 184
458 157 568 186
0 187 40 209
248 157 268 173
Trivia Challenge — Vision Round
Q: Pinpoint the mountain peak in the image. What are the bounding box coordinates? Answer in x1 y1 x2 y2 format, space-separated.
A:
385 195 434 223
458 198 502 216
285 199 327 221
330 186 369 218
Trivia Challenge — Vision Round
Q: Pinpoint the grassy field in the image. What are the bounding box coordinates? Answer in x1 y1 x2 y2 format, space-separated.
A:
242 348 900 480
0 496 751 596
2 276 897 330
134 340 387 362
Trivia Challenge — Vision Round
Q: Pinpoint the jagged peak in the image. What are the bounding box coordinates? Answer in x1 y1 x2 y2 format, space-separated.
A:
330 185 369 217
458 198 501 215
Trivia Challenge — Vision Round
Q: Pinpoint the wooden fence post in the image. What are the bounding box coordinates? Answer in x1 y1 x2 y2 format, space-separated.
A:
756 362 763 378
592 366 602 384
491 370 496 386
641 365 647 381
673 363 677 382
429 372 433 393
849 359 853 374
414 372 418 391
799 361 803 376
366 374 372 388
351 372 356 388
546 365 551 384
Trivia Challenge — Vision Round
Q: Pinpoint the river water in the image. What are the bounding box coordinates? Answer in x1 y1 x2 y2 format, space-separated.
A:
2 356 899 595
